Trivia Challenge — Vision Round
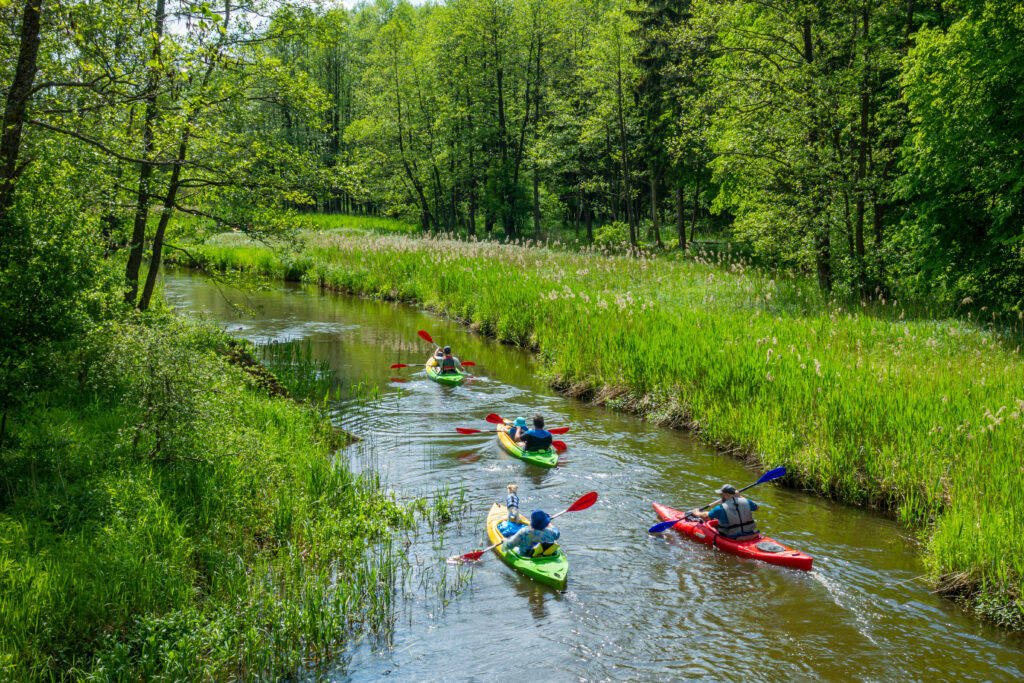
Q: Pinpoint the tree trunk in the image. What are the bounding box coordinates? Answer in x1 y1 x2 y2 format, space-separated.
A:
138 131 188 312
124 0 167 305
616 64 635 246
649 174 662 247
585 203 593 242
676 183 686 249
0 0 44 228
854 6 870 292
690 179 700 245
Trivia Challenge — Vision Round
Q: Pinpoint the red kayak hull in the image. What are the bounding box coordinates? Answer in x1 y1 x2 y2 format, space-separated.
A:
652 502 813 571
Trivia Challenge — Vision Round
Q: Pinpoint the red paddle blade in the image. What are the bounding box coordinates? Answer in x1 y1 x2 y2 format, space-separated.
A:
418 330 434 344
455 428 482 434
485 413 505 424
552 440 567 451
461 361 476 366
567 491 598 511
549 427 570 435
390 377 408 383
458 550 484 562
390 363 410 369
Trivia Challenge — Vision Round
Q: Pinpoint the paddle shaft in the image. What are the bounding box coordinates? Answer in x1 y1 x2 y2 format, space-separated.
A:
698 481 764 512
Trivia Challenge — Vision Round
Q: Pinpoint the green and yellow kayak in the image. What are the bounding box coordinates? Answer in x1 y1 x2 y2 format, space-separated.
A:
425 357 468 386
497 424 558 468
486 503 568 590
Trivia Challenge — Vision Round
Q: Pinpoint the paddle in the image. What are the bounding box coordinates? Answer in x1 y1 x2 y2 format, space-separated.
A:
391 361 475 369
647 466 788 533
484 413 569 433
452 491 599 562
418 330 435 345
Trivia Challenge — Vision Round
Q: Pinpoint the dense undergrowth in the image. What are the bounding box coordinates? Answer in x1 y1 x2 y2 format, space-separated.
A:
182 229 1024 627
0 314 410 679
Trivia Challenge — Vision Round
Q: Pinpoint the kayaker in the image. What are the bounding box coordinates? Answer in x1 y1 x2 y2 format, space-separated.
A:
515 414 553 452
437 346 465 375
690 485 760 541
508 417 529 441
502 509 560 557
506 484 520 524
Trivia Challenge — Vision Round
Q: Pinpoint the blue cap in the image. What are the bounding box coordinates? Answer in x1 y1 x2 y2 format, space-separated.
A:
443 345 452 353
514 417 528 428
530 510 550 530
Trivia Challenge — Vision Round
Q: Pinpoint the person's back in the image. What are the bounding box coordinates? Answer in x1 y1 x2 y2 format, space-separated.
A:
708 493 759 540
438 345 460 374
503 510 560 557
521 413 552 452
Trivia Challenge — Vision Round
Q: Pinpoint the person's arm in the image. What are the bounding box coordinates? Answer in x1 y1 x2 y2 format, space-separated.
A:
502 526 527 551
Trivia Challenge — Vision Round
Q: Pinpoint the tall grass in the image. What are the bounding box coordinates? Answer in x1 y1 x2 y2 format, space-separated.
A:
0 316 413 679
184 230 1024 621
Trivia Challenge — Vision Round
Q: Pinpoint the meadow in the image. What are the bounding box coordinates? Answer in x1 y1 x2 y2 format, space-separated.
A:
183 229 1024 625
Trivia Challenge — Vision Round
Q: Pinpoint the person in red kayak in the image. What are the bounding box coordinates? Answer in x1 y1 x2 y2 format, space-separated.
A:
436 345 466 375
515 414 552 452
502 509 561 557
690 484 760 541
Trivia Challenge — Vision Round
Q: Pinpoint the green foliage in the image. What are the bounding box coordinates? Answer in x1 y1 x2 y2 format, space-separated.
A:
899 0 1024 313
593 220 630 246
0 317 405 679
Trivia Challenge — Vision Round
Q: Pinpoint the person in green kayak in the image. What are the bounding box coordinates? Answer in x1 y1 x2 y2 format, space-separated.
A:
690 485 760 541
508 416 529 442
515 414 553 452
436 345 466 375
502 509 561 557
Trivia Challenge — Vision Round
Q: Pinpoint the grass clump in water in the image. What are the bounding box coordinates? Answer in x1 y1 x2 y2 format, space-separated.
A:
0 314 409 679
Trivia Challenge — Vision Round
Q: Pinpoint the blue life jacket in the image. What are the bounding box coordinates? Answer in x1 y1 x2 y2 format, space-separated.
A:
522 428 552 452
506 493 520 509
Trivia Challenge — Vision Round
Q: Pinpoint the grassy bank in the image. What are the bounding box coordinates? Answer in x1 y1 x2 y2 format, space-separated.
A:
183 229 1024 627
0 314 409 679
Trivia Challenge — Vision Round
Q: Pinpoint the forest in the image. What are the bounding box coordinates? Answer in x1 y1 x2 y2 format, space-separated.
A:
2 0 1023 338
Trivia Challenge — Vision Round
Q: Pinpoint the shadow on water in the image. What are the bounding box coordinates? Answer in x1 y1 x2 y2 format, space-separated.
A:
164 268 1024 682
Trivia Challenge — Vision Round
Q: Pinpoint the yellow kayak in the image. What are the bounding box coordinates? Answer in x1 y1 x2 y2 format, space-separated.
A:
486 503 568 590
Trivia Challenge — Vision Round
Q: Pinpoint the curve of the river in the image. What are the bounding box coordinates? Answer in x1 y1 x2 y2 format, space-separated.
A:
165 270 1024 682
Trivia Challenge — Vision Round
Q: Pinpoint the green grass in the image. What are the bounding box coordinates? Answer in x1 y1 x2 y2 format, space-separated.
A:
0 315 410 679
183 229 1024 623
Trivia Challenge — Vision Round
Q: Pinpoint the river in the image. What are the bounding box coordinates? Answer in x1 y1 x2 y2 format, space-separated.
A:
165 270 1024 682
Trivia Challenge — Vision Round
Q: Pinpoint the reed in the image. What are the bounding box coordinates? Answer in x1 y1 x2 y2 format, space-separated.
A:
0 316 415 678
184 229 1024 622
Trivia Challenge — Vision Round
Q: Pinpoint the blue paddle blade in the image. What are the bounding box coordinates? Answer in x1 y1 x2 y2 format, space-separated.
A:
756 466 787 484
648 518 682 533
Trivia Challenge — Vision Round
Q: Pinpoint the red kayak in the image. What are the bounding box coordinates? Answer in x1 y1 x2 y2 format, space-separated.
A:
652 502 813 571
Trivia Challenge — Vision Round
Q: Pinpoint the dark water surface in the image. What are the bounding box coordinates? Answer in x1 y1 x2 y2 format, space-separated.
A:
165 270 1024 682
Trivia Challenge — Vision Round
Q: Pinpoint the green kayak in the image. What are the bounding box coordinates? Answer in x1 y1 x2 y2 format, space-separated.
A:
486 503 568 590
425 358 468 386
497 424 558 468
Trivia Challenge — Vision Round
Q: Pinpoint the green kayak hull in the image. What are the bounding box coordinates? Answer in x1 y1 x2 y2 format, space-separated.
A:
497 425 558 468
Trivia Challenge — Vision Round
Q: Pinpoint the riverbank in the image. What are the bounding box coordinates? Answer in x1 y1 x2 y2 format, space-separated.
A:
0 313 408 679
178 229 1024 628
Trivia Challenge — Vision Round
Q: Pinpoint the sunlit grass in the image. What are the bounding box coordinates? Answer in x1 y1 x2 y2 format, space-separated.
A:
186 230 1024 618
0 318 412 678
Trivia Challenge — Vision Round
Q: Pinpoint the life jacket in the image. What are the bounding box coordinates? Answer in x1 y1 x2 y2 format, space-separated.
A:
506 494 520 509
522 428 552 452
440 355 458 374
718 496 759 538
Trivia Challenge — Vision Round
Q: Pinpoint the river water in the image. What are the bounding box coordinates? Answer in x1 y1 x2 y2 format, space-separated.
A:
165 270 1024 682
